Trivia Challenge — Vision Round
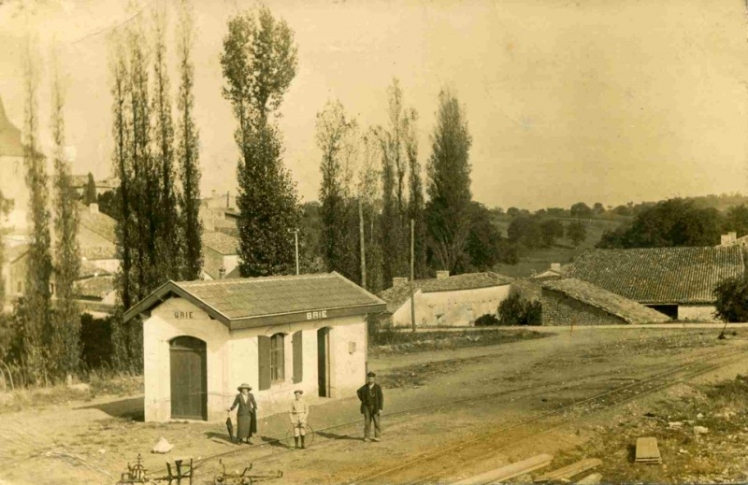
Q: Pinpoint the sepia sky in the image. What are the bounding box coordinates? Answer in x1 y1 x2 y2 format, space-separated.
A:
0 0 746 211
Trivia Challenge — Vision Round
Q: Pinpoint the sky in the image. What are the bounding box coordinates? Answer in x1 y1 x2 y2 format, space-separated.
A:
0 0 746 211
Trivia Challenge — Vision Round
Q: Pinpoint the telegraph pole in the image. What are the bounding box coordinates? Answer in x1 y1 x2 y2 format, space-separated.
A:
410 219 416 333
290 228 299 275
359 198 367 290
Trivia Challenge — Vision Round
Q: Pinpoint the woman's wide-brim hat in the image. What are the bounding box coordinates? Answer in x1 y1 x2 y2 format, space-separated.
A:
237 383 252 391
294 389 303 395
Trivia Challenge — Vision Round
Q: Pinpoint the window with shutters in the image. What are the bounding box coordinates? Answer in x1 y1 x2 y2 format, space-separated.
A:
270 333 285 382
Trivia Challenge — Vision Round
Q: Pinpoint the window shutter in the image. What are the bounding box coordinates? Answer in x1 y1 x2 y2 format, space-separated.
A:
258 336 271 391
293 331 303 384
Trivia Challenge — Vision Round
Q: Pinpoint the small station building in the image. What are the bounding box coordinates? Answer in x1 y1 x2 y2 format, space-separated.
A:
123 272 386 422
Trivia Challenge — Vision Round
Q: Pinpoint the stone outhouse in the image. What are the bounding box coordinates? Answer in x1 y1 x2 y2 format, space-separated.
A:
122 272 386 422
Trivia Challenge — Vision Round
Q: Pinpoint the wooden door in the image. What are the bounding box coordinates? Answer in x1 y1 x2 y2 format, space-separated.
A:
170 336 207 420
317 328 330 397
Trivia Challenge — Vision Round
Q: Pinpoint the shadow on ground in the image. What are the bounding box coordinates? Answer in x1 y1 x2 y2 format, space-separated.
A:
76 396 145 421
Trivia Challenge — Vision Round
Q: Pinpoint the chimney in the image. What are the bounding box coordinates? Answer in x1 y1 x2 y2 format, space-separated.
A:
550 262 561 272
89 203 99 214
392 276 408 287
436 270 450 280
721 233 737 246
218 267 226 280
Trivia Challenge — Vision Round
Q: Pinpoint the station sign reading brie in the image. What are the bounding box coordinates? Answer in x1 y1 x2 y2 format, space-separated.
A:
174 311 195 319
306 310 328 320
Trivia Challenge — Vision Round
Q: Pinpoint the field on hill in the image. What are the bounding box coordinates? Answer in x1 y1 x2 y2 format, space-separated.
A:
493 216 627 278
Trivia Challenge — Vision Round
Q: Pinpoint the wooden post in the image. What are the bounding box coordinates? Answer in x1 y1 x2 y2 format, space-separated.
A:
410 219 416 333
359 198 366 290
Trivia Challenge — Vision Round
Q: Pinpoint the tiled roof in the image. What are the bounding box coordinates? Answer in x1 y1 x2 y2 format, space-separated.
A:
566 247 745 304
75 275 116 300
203 231 239 255
122 272 387 328
378 272 514 313
541 278 671 324
0 97 23 157
78 204 117 243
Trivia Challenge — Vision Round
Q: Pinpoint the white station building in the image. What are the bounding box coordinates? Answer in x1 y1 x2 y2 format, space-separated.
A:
123 272 386 422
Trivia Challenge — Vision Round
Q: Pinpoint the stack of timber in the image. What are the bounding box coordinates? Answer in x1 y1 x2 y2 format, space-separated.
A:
451 454 554 485
635 437 662 465
533 458 602 483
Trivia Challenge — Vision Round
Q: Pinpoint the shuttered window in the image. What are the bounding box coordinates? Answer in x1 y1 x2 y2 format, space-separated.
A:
270 333 285 382
292 331 303 383
258 336 271 390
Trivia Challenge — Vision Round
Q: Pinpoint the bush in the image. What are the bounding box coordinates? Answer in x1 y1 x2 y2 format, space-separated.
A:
713 275 748 322
80 313 113 370
475 313 500 327
499 294 543 326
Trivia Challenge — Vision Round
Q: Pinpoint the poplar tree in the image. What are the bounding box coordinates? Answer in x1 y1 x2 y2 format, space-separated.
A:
221 7 300 277
404 109 427 279
0 190 10 306
50 57 81 378
84 173 97 205
22 38 52 383
426 89 473 273
151 5 181 281
316 100 360 282
176 0 203 281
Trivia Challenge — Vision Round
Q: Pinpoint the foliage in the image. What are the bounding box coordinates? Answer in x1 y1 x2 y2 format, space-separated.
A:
540 219 565 247
498 294 542 326
97 188 118 220
474 313 500 326
84 173 97 206
597 198 721 248
316 100 360 282
221 7 300 277
465 201 516 270
570 202 593 218
723 205 748 238
713 275 748 323
405 105 428 279
425 89 472 274
176 0 203 281
566 220 588 248
507 215 543 250
50 58 82 378
151 4 182 282
22 38 52 384
80 313 113 369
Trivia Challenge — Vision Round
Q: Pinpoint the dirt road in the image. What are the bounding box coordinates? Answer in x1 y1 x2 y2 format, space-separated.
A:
0 327 746 485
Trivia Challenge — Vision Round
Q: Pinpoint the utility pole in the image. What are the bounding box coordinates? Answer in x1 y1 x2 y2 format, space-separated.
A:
359 197 367 290
290 228 299 275
410 219 416 333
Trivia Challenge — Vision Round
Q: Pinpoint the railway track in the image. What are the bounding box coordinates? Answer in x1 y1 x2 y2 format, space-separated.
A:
348 346 748 485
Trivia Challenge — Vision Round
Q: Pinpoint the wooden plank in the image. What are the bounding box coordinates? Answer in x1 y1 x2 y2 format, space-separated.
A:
635 437 661 464
534 458 602 482
452 454 554 485
575 473 602 485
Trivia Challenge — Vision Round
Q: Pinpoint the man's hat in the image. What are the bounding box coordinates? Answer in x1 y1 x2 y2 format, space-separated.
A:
237 383 252 391
294 389 303 395
367 371 376 377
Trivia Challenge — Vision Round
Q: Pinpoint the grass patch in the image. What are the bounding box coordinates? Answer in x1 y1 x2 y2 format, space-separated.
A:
370 328 548 355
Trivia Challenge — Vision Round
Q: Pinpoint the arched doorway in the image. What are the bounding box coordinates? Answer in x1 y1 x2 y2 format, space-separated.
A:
317 328 331 397
170 336 207 420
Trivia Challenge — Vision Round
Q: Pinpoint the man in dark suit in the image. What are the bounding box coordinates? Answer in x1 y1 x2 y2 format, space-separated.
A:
357 371 384 442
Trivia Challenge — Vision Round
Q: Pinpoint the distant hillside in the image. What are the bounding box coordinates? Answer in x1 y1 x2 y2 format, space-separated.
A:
491 215 626 278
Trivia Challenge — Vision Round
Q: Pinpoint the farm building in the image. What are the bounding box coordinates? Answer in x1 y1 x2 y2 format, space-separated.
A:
539 278 671 325
566 246 745 321
379 271 513 327
122 272 386 422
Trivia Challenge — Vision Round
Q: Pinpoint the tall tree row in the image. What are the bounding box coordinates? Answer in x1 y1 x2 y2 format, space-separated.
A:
109 2 203 369
221 7 300 277
50 53 82 378
21 38 53 384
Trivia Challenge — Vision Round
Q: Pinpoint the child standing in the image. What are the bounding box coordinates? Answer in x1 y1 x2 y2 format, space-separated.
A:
289 390 309 449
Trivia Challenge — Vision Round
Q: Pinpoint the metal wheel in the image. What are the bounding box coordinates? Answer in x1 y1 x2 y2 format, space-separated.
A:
284 423 315 448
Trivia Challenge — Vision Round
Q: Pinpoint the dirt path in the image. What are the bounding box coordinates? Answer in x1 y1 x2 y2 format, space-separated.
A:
0 327 745 485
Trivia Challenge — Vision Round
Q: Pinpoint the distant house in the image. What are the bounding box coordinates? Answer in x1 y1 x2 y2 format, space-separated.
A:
718 232 748 248
202 231 240 280
566 247 745 321
0 95 30 232
378 271 513 327
532 262 565 280
539 278 671 325
122 272 386 422
69 175 117 198
78 203 120 273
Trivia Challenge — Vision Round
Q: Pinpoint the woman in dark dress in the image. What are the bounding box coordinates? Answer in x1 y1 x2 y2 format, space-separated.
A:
228 383 258 444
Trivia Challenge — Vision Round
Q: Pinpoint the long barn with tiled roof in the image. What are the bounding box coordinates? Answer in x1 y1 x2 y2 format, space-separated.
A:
123 272 386 422
566 246 745 321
